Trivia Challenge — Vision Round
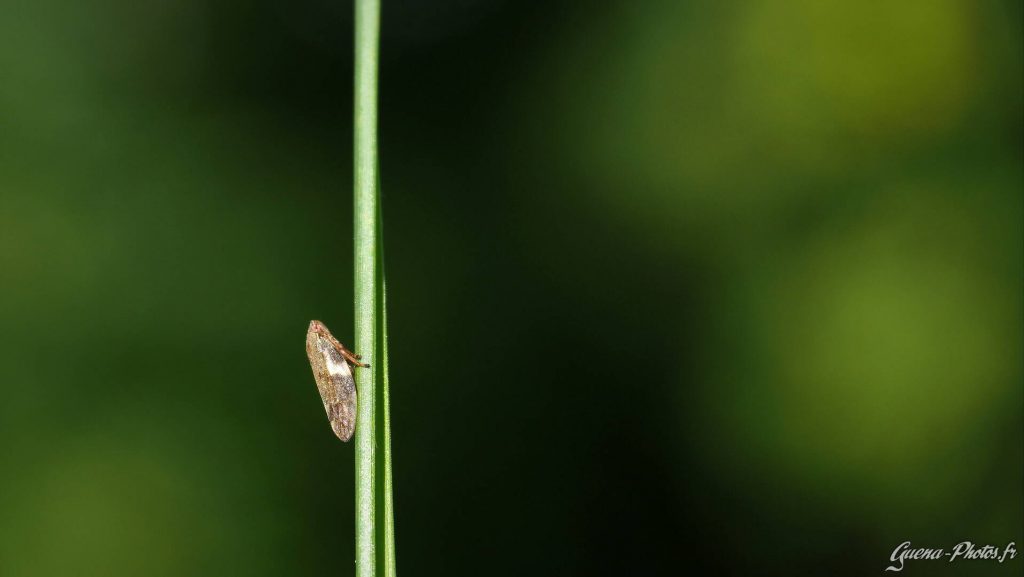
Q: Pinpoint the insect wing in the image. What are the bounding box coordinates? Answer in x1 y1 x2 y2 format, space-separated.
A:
306 325 358 441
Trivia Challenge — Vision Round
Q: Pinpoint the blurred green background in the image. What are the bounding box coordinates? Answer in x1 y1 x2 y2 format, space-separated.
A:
1 1 1021 575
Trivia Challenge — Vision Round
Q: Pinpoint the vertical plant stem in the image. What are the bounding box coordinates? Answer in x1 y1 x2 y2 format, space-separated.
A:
380 246 396 577
353 0 380 576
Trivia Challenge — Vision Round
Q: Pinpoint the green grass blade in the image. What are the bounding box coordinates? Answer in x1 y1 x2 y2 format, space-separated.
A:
378 206 396 577
353 0 393 576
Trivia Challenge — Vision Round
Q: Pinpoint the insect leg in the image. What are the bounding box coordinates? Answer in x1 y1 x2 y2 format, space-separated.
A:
332 341 369 367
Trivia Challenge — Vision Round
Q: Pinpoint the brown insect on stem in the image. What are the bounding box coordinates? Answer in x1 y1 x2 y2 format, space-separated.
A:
306 320 366 441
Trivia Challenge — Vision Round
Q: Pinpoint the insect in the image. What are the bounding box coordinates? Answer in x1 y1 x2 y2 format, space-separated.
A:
306 320 368 442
